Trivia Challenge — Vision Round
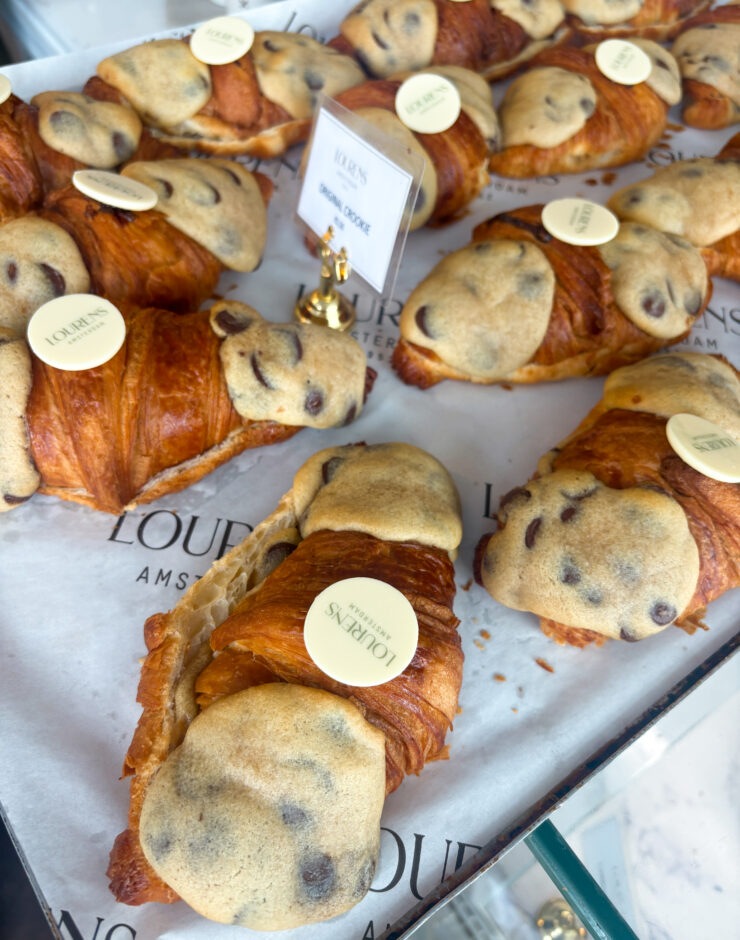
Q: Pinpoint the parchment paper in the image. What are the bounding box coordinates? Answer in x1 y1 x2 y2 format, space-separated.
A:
1 3 738 938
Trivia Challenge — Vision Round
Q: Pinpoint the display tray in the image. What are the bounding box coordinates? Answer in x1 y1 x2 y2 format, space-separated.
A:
1 3 738 938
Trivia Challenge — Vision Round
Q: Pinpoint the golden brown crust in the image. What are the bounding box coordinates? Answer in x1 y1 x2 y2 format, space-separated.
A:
490 46 668 178
392 205 685 388
567 0 711 42
26 306 301 514
0 96 43 223
333 79 488 223
40 184 223 312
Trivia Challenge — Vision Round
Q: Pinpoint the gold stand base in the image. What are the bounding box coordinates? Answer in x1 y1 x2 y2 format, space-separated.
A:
294 290 356 332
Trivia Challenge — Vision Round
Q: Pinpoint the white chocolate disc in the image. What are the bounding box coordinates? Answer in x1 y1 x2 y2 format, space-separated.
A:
72 169 158 211
0 74 11 105
303 577 419 687
27 294 126 371
666 413 740 484
542 198 619 246
595 39 652 86
190 15 255 66
395 73 461 134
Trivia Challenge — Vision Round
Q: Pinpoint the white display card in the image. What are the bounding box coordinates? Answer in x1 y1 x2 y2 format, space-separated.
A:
296 96 425 296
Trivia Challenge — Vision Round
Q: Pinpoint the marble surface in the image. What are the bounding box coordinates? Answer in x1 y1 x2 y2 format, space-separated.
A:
415 653 740 939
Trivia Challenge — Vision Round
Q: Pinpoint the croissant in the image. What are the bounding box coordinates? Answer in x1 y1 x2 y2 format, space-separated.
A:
36 157 271 314
7 301 372 514
329 0 569 81
107 442 463 929
564 0 711 42
0 95 43 223
608 134 740 283
672 4 740 129
88 32 365 156
474 352 740 647
332 72 492 227
392 204 709 388
489 44 674 178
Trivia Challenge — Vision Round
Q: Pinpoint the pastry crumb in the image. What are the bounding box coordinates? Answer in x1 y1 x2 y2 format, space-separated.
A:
461 578 473 591
493 673 506 682
535 657 554 673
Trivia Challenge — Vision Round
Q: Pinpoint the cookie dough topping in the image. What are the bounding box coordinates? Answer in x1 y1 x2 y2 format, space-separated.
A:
598 223 707 339
561 0 643 27
629 39 682 106
608 158 740 246
121 159 266 271
140 684 385 930
252 32 364 120
32 91 143 168
673 24 740 108
0 217 90 335
602 352 740 439
400 239 555 380
492 0 565 41
210 301 368 430
339 0 438 78
291 442 462 554
353 107 438 229
0 329 40 512
97 39 212 131
499 67 597 149
479 469 699 641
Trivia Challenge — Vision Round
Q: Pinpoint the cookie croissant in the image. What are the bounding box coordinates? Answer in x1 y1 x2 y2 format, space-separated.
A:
475 353 740 647
107 442 463 929
6 302 372 514
392 205 709 388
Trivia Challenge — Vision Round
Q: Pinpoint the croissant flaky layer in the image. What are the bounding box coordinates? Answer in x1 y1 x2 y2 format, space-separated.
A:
0 97 43 224
26 306 300 514
109 528 462 905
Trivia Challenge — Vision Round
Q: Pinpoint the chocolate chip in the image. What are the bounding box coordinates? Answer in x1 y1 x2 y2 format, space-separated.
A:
299 852 336 901
701 54 729 73
403 11 420 33
475 241 491 252
111 130 132 163
524 516 542 549
415 305 434 338
220 166 242 186
276 329 302 364
215 309 252 334
372 30 389 50
625 190 643 206
355 857 375 897
560 561 581 585
516 271 544 300
5 261 17 284
48 110 83 135
280 802 311 829
3 494 31 504
641 290 666 318
342 403 357 426
154 177 174 199
650 601 677 625
499 486 531 513
665 279 676 305
191 182 220 206
655 58 669 71
619 626 639 642
322 456 344 484
679 167 703 178
684 290 702 316
305 389 324 416
39 263 65 297
262 540 296 574
560 505 578 523
305 70 324 91
584 588 603 606
263 39 280 53
580 97 595 116
147 830 173 861
251 353 274 389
